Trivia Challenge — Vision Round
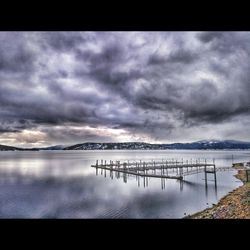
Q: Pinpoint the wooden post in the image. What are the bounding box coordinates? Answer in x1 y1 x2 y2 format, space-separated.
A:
111 161 114 179
165 160 168 176
162 160 165 175
214 164 217 183
180 179 183 191
246 170 249 182
144 170 146 188
205 164 207 185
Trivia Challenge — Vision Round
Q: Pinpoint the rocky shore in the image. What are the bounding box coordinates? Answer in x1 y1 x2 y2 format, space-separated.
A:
187 163 250 219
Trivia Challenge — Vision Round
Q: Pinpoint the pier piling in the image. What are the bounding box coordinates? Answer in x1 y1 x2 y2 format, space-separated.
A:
91 158 217 186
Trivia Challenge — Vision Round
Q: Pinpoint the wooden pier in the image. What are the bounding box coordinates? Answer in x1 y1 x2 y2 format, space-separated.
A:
91 158 217 182
91 158 250 189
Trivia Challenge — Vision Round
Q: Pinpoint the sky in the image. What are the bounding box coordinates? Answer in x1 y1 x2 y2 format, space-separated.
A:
0 32 250 147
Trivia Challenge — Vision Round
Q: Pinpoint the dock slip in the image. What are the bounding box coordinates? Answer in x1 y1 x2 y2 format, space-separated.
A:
91 158 217 181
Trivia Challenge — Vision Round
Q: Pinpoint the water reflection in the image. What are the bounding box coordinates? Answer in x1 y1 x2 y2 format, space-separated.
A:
96 163 221 206
204 177 218 199
0 150 248 218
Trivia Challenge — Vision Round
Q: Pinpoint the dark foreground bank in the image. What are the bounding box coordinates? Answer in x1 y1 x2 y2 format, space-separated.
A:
187 164 250 219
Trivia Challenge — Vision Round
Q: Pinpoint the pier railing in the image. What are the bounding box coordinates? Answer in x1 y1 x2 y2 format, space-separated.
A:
91 158 217 181
91 158 250 190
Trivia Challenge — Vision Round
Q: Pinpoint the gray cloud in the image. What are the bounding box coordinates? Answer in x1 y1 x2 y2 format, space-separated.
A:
0 33 36 81
148 48 198 65
0 32 250 146
197 31 224 43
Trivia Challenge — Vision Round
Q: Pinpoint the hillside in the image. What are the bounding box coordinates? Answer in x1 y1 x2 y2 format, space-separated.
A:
0 144 21 151
1 140 250 151
64 140 250 150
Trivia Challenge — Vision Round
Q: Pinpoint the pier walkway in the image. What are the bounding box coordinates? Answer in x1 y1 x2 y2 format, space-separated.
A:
91 159 218 181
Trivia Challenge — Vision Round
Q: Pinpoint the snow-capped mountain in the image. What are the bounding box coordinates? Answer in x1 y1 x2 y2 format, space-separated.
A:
63 140 250 150
1 140 250 151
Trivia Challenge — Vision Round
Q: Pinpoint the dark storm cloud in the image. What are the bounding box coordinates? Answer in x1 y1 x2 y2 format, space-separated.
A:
0 47 34 74
75 41 143 102
40 32 88 52
197 31 223 43
148 48 198 65
0 119 34 133
0 33 35 74
0 32 250 145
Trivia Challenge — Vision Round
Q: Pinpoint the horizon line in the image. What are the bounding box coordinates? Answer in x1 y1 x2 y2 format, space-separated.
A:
1 139 250 149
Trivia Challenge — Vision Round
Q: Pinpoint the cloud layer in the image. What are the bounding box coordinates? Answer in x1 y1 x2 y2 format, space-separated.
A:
0 32 250 147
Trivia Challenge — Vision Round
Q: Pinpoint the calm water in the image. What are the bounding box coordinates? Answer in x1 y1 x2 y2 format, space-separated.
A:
0 150 249 218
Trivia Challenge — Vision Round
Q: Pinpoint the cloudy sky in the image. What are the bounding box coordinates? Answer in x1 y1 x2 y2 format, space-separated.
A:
0 32 250 147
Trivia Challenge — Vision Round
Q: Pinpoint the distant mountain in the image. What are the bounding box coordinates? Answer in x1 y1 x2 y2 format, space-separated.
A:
64 140 250 150
189 140 250 149
0 144 67 151
1 140 250 151
0 144 43 151
40 145 66 150
0 144 21 151
64 142 160 150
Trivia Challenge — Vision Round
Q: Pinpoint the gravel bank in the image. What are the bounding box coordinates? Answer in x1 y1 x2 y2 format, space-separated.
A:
187 164 250 219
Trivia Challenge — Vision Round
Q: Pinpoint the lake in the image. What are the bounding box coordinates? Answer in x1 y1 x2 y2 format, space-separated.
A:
0 150 249 218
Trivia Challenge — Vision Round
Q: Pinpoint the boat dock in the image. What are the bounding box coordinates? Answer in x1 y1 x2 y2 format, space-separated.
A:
91 158 217 181
91 158 250 189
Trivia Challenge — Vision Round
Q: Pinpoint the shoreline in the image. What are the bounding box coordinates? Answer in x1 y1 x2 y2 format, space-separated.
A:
186 164 250 219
